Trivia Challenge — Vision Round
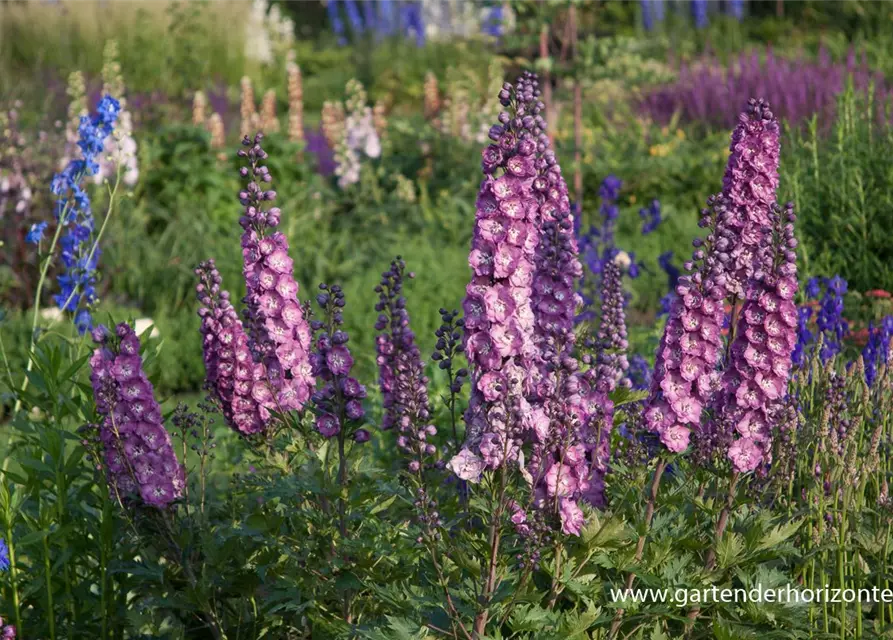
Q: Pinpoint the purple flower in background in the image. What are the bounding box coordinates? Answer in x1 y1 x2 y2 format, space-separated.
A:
342 0 364 33
792 306 814 367
628 354 653 390
863 317 893 386
639 199 662 235
658 251 680 317
591 258 630 389
89 323 186 508
327 0 347 45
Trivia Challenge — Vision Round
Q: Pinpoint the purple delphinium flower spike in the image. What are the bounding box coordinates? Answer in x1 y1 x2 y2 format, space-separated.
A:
639 199 662 235
311 284 367 440
450 72 547 478
375 257 435 468
89 323 185 508
643 195 732 453
816 276 848 363
792 305 814 367
721 99 781 300
196 259 269 436
714 202 799 473
238 133 315 413
591 258 631 389
862 316 893 386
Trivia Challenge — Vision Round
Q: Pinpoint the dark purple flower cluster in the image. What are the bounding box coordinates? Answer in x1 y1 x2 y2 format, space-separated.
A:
374 257 435 468
311 284 368 441
452 72 547 476
591 258 630 390
863 316 893 386
0 616 14 639
640 46 889 131
89 323 185 508
196 260 269 435
720 98 781 299
717 203 799 473
627 354 653 390
792 305 814 367
238 134 315 412
643 195 730 453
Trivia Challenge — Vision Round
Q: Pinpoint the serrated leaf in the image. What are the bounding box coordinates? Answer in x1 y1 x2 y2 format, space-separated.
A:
753 518 803 553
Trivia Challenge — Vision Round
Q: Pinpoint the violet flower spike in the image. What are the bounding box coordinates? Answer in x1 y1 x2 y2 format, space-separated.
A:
237 133 315 412
89 322 185 508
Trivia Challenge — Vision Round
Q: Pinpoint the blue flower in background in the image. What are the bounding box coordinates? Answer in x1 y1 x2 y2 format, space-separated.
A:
342 0 364 33
792 306 814 367
728 0 744 20
0 538 9 572
327 0 347 44
692 0 709 28
598 174 623 201
862 316 893 386
639 199 662 234
26 221 48 244
813 275 849 363
805 276 821 299
400 2 425 47
628 354 652 390
641 0 654 31
483 5 504 37
50 94 120 334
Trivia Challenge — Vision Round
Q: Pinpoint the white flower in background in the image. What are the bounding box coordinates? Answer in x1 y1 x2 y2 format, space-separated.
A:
134 317 160 339
613 251 632 269
93 41 139 187
245 0 273 64
40 307 63 324
334 80 382 189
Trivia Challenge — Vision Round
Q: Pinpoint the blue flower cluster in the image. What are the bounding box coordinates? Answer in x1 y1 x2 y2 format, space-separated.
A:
863 316 893 386
639 199 662 235
692 0 709 28
327 0 425 46
627 353 653 390
0 538 9 572
794 276 849 366
26 221 48 245
50 94 120 334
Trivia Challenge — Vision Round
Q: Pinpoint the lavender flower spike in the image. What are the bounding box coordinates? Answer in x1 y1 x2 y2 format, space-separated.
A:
196 260 270 435
718 203 799 473
451 72 546 477
238 133 315 412
592 257 630 389
721 98 781 299
643 195 731 452
89 323 185 508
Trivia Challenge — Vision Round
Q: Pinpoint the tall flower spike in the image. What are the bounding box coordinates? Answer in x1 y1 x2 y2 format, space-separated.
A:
721 98 781 299
238 133 315 412
592 257 630 390
450 72 546 479
643 195 731 452
286 60 305 144
89 323 185 508
374 257 434 467
196 260 270 435
239 76 258 139
716 202 799 473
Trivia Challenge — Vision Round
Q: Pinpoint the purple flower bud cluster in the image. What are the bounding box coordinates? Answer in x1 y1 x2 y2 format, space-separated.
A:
718 202 799 473
814 276 849 363
89 323 185 508
644 196 730 453
311 284 367 441
590 258 630 390
825 372 852 458
453 72 548 474
0 616 14 639
196 260 269 435
238 134 315 412
374 257 436 467
720 98 781 299
657 251 681 317
863 316 893 386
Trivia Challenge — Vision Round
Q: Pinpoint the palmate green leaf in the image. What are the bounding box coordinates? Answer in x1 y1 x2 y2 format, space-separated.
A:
716 532 745 569
753 518 804 554
649 621 669 640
